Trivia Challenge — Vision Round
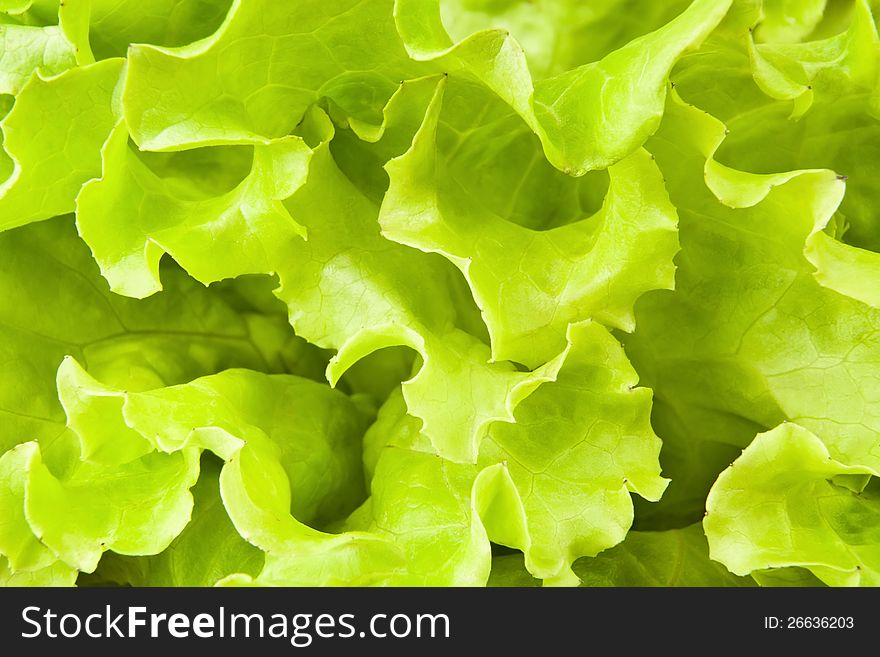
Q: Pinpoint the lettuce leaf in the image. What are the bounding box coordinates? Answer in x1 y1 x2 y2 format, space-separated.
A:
381 77 679 368
705 423 880 586
196 318 662 586
396 0 731 173
627 90 880 531
0 58 122 229
1 0 879 589
81 457 262 587
490 524 755 587
0 217 316 455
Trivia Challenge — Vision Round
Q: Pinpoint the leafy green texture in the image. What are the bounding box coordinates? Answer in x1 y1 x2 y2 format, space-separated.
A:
274 109 573 465
25 438 200 573
0 217 314 456
572 524 754 586
757 0 828 42
720 0 880 250
122 0 420 150
477 321 667 584
490 525 755 587
226 319 664 585
627 89 880 529
0 556 76 586
0 58 122 229
0 1 33 15
397 0 732 173
0 443 58 571
0 22 76 93
705 423 880 586
87 0 233 60
76 123 311 298
2 0 879 588
438 0 695 78
381 77 679 367
0 218 325 580
81 457 263 587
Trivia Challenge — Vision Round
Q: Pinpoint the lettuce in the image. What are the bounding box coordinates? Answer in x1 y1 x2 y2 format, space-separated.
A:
1 0 878 587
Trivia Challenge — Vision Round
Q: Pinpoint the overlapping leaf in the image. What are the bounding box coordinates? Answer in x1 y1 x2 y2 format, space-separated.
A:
396 0 732 173
626 92 880 535
0 58 122 229
705 423 880 586
122 0 422 150
490 524 755 587
228 320 666 585
0 218 327 581
381 77 678 367
1 0 878 589
76 123 311 298
80 457 264 587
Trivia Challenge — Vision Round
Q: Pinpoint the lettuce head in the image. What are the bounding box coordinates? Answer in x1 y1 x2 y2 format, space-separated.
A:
1 0 879 587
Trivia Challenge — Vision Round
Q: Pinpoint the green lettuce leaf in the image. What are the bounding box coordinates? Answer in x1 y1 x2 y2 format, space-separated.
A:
0 217 313 456
627 90 880 524
0 1 34 15
350 320 666 586
2 0 878 590
224 318 665 586
396 0 732 173
0 556 76 586
24 437 200 573
632 399 745 530
3 363 370 580
725 1 880 249
438 0 694 79
489 524 755 587
477 321 667 584
277 108 571 464
751 567 827 587
705 423 880 586
87 0 233 60
0 442 57 571
0 22 76 93
1 426 199 576
122 0 421 150
381 76 678 367
757 0 828 43
79 456 263 587
76 122 310 298
675 0 880 251
0 216 326 580
79 87 572 464
572 524 755 586
0 58 122 230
